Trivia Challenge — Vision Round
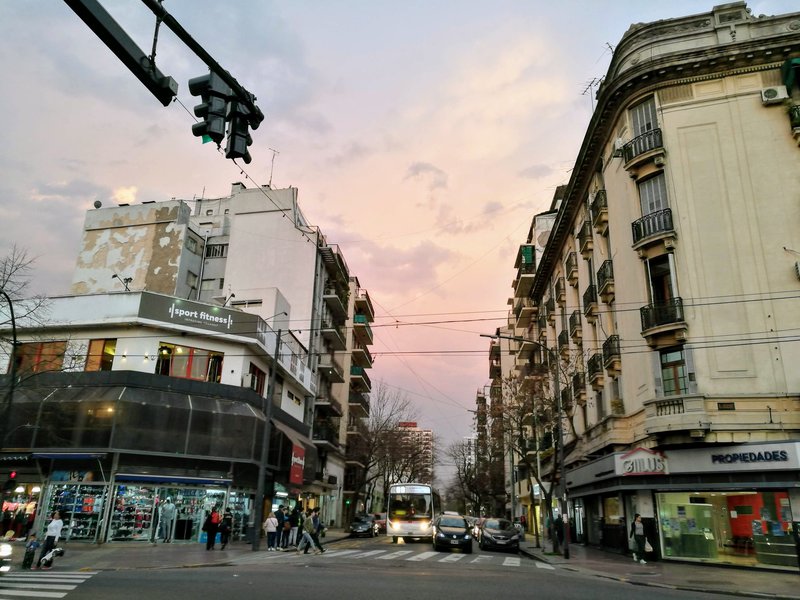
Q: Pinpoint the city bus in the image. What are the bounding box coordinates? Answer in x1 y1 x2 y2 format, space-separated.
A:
386 483 441 543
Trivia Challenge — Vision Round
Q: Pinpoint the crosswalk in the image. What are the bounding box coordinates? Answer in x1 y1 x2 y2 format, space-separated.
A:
0 570 97 599
237 547 556 569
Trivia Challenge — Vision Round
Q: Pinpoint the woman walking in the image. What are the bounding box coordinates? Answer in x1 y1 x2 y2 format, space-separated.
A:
629 513 647 564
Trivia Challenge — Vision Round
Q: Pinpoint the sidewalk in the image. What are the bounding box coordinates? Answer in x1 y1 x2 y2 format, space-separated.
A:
519 538 800 599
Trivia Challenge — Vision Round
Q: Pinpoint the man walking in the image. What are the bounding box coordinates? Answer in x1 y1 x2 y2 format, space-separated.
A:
296 508 321 555
308 507 325 554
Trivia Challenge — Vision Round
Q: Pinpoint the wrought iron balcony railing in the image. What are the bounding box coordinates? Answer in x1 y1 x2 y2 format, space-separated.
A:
632 208 674 245
623 128 663 163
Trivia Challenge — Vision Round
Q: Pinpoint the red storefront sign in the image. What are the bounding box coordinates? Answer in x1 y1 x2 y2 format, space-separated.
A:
290 445 305 485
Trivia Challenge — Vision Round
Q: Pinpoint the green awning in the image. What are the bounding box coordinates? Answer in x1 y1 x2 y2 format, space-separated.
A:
782 58 800 91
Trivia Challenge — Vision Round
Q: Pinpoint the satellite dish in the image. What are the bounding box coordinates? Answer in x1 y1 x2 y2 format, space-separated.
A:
94 200 102 209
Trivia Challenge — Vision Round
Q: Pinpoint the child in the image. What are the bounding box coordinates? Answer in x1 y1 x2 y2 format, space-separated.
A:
22 533 40 570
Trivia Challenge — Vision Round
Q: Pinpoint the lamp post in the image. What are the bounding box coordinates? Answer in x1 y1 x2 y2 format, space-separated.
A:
251 312 288 552
481 332 569 559
0 289 17 449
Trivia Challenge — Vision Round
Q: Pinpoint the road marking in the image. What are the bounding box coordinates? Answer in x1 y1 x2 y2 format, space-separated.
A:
502 557 521 567
469 555 493 564
376 551 413 560
322 550 361 557
0 571 97 599
406 551 439 562
535 562 555 570
438 554 467 563
350 550 387 559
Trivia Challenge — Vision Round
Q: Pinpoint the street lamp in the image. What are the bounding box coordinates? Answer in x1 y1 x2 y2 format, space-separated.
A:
252 311 288 552
480 332 569 559
0 289 17 449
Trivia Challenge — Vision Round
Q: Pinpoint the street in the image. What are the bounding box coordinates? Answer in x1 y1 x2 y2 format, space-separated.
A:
0 537 726 600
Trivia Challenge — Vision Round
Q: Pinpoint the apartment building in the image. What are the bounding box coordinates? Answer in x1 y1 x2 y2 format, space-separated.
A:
503 2 800 569
1 182 375 536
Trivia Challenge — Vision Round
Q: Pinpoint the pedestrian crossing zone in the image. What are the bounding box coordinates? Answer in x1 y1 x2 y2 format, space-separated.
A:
0 570 97 599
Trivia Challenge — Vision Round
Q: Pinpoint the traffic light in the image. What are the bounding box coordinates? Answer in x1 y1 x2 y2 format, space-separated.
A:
225 100 253 163
188 72 230 145
2 471 17 494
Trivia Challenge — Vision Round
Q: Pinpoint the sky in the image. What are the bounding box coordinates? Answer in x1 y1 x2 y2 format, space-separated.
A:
1 0 797 483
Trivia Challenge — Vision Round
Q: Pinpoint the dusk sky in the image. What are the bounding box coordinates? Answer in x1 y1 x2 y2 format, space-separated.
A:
1 1 796 480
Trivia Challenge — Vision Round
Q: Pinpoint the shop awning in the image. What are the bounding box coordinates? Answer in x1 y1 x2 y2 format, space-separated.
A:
115 473 232 486
782 57 800 91
272 419 314 450
33 453 107 459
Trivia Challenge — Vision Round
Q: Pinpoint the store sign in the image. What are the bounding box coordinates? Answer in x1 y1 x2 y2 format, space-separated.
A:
710 449 789 465
290 445 305 485
617 447 669 476
138 292 260 337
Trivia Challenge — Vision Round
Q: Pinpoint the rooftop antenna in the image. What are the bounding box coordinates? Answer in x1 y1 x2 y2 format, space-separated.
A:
111 273 132 291
268 148 280 187
581 77 602 112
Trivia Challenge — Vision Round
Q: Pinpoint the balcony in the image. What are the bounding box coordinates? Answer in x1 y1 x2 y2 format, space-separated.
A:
565 252 578 287
318 354 345 383
513 244 536 298
312 421 341 451
587 352 604 390
602 335 621 376
546 297 556 325
319 243 350 284
640 297 688 348
321 319 347 350
517 336 536 360
350 365 372 392
583 285 598 324
577 221 593 260
490 356 501 379
557 329 570 359
555 277 566 307
597 260 615 304
514 296 537 329
590 190 609 236
631 208 676 254
354 289 375 321
572 372 586 404
569 310 582 342
351 341 373 368
322 286 348 322
314 395 343 417
353 313 374 345
348 391 370 417
623 128 664 177
643 394 709 438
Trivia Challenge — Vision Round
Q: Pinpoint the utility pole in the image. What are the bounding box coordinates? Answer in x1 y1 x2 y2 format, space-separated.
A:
252 328 281 551
0 289 17 448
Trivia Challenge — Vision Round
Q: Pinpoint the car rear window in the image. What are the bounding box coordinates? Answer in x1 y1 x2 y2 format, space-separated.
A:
485 519 513 530
440 517 466 528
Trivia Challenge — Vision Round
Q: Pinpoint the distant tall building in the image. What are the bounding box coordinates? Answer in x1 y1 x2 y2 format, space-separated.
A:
396 422 434 484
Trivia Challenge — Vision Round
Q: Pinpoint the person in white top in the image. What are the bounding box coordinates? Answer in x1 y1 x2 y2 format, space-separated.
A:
37 511 63 569
263 513 279 551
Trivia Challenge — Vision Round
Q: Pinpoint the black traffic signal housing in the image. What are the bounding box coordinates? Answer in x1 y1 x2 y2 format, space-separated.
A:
2 471 17 494
188 72 230 145
225 100 254 163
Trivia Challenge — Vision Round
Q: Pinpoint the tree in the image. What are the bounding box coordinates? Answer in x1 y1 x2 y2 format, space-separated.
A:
343 381 418 524
444 438 491 517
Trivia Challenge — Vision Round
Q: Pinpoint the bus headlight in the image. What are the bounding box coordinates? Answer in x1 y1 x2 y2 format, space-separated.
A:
390 520 401 531
420 521 430 530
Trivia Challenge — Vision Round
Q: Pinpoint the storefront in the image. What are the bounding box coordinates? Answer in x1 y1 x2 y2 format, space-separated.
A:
566 441 800 569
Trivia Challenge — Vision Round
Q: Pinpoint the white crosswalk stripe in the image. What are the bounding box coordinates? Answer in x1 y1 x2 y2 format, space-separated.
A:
349 550 387 559
0 571 96 599
406 551 439 562
535 562 555 570
502 557 521 567
376 551 413 560
438 554 467 563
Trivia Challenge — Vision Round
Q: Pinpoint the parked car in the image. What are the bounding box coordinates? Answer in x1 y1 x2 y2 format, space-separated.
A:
373 512 387 534
478 518 520 552
349 514 378 537
432 514 473 553
0 540 11 574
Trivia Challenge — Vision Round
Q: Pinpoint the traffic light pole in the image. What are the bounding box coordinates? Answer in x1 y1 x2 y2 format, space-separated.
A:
0 289 17 449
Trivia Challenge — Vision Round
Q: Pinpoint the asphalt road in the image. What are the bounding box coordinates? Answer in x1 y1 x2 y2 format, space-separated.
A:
1 536 726 600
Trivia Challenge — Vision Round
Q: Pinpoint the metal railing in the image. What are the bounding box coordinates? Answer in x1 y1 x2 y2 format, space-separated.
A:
632 208 674 245
640 297 685 331
623 128 663 162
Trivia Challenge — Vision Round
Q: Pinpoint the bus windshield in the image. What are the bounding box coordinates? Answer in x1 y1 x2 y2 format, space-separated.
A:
388 491 433 521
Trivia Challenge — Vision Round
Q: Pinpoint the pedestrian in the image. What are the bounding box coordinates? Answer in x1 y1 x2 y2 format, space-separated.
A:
296 509 322 555
36 511 63 570
279 506 290 549
308 506 325 553
264 512 279 551
160 498 176 543
630 513 647 564
219 508 233 550
288 505 300 547
22 532 40 570
203 506 221 551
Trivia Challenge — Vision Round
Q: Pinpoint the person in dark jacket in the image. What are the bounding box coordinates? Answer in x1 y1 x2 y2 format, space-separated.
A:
203 506 221 550
219 508 233 550
629 513 647 564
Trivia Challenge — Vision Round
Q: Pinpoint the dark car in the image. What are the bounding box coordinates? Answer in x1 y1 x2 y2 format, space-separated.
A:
432 514 473 553
349 514 378 537
478 518 520 552
373 512 387 534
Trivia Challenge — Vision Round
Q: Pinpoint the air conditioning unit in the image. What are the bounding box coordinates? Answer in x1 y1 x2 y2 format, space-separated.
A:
760 86 789 105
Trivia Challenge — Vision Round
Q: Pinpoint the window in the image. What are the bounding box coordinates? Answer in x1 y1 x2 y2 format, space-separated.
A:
155 343 224 382
205 244 228 258
646 254 674 304
186 271 198 289
630 97 657 136
288 390 302 406
200 279 217 292
248 363 266 396
660 347 688 396
13 341 66 374
85 339 117 371
638 173 668 215
186 237 198 253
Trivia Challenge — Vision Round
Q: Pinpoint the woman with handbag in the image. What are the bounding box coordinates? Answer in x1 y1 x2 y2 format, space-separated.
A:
629 513 647 564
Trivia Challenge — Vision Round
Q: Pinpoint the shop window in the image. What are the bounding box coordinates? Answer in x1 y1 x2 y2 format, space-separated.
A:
155 343 223 382
14 341 67 375
603 496 622 525
85 339 117 371
660 347 688 396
